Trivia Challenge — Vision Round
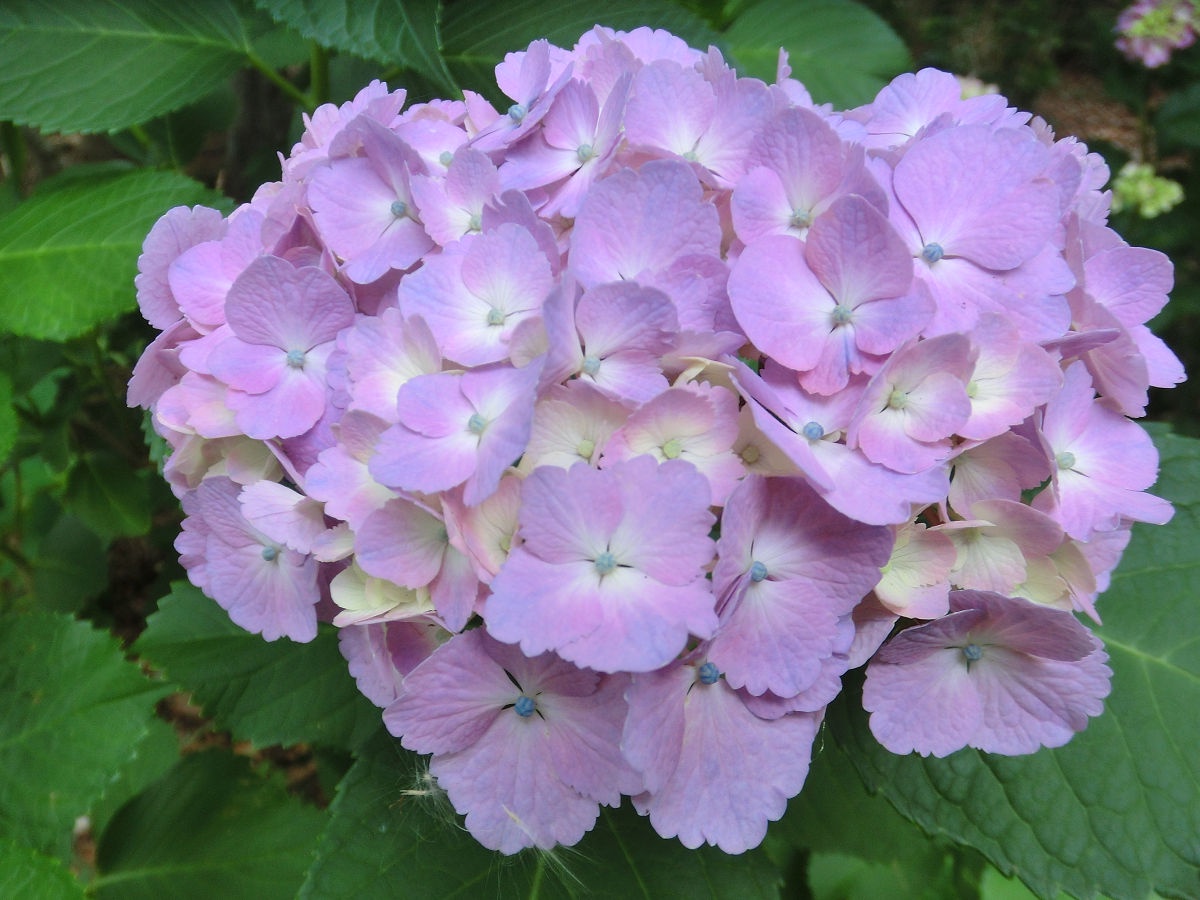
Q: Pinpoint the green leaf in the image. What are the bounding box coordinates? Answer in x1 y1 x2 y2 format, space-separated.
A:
0 838 85 900
0 612 168 855
63 452 151 540
29 515 109 613
87 717 181 837
298 733 503 899
806 852 965 900
0 0 269 133
108 86 238 171
836 430 1200 900
94 750 325 900
0 170 226 340
134 581 381 751
301 731 781 899
254 0 457 94
768 735 961 879
560 802 782 899
978 863 1074 900
723 0 910 107
440 0 719 105
0 337 64 397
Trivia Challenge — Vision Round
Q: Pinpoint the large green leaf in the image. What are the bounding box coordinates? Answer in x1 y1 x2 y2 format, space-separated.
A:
836 431 1200 900
805 852 964 900
86 717 181 837
561 801 780 899
0 612 168 856
254 0 457 94
0 170 225 340
63 452 151 539
0 0 271 134
134 581 381 751
300 731 781 899
298 732 516 899
723 0 909 107
0 838 85 900
440 0 719 105
768 735 968 896
29 514 109 613
93 750 325 900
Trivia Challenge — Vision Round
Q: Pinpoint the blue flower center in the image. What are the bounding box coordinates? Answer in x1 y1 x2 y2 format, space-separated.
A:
507 103 527 122
749 560 769 582
962 643 983 662
576 143 594 163
438 150 454 167
581 355 602 376
801 421 824 441
921 242 945 263
513 695 536 717
390 200 408 218
285 349 306 369
594 551 617 576
261 546 278 562
698 662 721 685
1056 451 1076 471
467 413 488 435
830 304 854 326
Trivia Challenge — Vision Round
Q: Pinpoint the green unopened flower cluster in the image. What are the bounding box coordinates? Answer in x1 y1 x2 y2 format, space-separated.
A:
1110 161 1185 218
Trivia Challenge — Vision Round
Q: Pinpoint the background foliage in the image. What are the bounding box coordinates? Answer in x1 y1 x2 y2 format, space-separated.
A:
0 1 1195 897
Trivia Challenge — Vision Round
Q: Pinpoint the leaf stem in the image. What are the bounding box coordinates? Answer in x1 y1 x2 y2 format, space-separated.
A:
378 65 406 86
89 335 129 423
0 538 32 574
309 43 330 109
128 123 155 155
1 465 34 601
244 50 309 107
0 539 35 606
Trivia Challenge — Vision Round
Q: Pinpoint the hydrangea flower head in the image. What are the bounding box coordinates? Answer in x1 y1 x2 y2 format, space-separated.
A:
132 25 1182 859
1116 0 1197 67
1109 160 1186 217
